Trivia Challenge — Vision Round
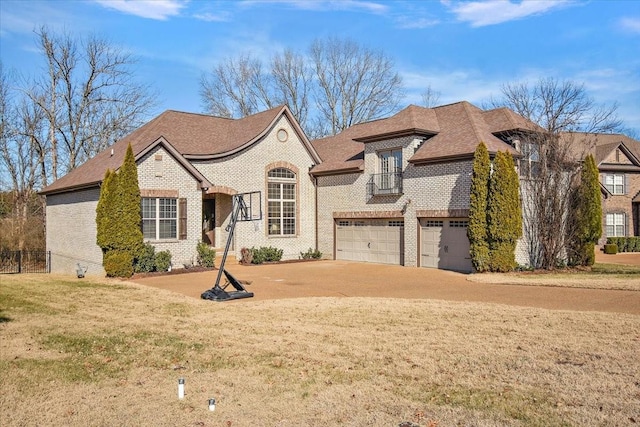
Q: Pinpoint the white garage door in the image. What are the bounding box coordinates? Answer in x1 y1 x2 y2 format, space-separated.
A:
336 219 404 265
420 218 472 272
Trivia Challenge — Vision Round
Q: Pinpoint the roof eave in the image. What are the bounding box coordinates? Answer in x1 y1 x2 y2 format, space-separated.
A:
354 128 437 143
310 166 364 177
40 181 101 196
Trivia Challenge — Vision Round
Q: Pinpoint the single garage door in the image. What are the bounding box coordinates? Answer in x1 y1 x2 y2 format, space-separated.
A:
420 218 472 272
336 219 404 265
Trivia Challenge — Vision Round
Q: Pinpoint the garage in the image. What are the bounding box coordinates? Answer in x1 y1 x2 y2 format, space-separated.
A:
420 218 472 272
336 219 404 265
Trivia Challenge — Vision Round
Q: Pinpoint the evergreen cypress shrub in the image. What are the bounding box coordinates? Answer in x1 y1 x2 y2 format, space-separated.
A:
104 250 134 277
570 154 602 266
112 144 143 258
96 169 113 250
468 142 491 272
487 151 522 272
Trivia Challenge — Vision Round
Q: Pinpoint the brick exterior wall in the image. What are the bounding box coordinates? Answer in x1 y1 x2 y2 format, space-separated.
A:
600 171 640 243
317 135 476 267
46 188 105 276
137 146 203 267
192 116 317 261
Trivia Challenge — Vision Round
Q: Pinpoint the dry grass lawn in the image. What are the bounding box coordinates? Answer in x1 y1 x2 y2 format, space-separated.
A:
1 274 639 426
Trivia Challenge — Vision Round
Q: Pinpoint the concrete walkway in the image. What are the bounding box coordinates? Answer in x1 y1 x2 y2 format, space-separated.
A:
132 259 640 315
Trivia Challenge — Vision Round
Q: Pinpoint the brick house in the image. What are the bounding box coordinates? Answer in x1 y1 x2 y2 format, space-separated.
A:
41 106 321 275
43 101 635 276
584 133 640 243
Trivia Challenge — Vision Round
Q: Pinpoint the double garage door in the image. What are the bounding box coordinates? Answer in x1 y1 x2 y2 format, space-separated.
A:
336 219 404 265
420 218 472 272
335 217 472 272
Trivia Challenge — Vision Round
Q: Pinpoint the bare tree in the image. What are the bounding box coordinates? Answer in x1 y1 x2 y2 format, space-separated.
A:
199 37 404 138
21 27 156 185
200 54 274 118
0 64 44 250
491 78 622 269
421 85 441 108
309 37 403 137
1 28 156 250
271 49 311 130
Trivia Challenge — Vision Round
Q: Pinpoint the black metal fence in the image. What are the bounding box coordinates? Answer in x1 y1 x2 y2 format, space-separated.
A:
0 250 51 274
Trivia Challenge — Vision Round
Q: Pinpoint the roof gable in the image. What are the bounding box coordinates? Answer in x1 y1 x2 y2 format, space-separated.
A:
310 101 526 175
42 105 318 194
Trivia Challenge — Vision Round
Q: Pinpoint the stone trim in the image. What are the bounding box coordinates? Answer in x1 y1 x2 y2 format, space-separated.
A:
205 186 238 196
416 209 470 218
333 210 403 219
140 189 179 198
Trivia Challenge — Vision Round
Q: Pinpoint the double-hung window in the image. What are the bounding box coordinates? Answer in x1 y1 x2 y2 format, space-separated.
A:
605 213 626 237
604 174 625 195
268 168 296 236
142 197 177 240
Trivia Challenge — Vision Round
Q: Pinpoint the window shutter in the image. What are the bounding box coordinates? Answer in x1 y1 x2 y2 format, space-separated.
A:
625 212 630 237
624 174 629 195
179 198 187 240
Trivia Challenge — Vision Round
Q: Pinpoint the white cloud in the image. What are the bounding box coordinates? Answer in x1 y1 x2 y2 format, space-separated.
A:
239 0 388 14
619 17 640 34
446 0 570 27
193 12 231 22
94 0 186 20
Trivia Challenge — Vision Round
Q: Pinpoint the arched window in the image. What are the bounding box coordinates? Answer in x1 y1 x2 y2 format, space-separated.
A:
267 168 296 235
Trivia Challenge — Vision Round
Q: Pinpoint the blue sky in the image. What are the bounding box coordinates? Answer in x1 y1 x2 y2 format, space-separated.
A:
1 0 639 134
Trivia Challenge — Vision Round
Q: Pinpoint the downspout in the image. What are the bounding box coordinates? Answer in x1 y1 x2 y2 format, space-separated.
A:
314 175 319 251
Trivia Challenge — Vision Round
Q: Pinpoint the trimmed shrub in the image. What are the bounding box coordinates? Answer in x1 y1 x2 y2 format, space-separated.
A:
155 250 172 272
251 246 283 264
134 243 156 273
300 248 322 260
604 244 618 255
104 250 134 278
196 241 216 267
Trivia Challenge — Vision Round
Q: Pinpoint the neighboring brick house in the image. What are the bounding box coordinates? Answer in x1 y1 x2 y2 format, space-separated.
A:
41 106 321 275
582 133 640 244
309 101 535 272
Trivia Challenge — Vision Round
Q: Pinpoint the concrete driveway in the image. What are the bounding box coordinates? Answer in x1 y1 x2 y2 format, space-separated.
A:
132 260 640 315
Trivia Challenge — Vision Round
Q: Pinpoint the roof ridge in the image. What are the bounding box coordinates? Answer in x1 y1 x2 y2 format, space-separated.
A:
460 102 486 143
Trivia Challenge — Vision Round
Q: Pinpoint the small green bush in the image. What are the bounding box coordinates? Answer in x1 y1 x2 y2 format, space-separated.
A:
104 250 134 278
134 243 156 273
196 241 216 267
251 246 283 264
603 244 618 255
300 248 322 260
155 250 172 272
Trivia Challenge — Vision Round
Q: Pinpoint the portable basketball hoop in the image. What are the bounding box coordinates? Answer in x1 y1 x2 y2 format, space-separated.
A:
201 191 261 302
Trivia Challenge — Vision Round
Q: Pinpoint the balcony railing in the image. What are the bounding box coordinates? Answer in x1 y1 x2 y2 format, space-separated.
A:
367 172 403 196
